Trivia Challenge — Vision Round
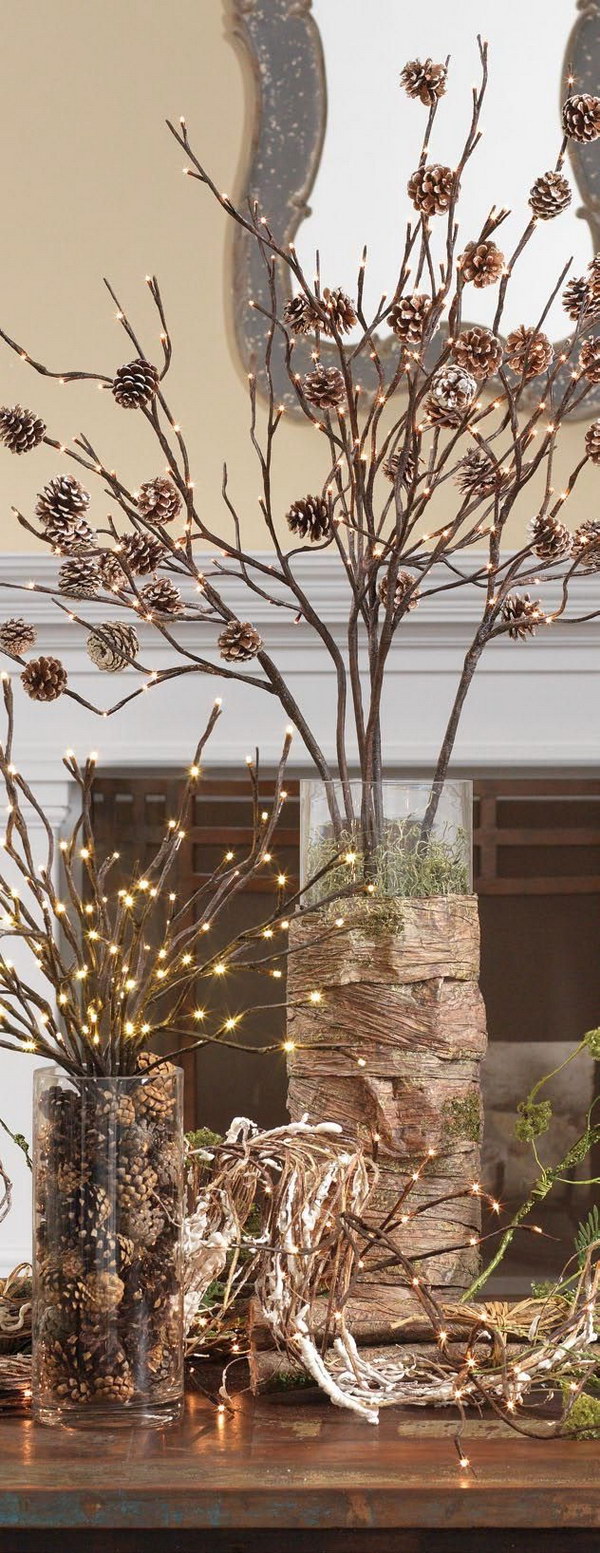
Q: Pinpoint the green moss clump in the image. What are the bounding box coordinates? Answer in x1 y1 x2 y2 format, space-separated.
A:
265 1367 316 1393
186 1126 223 1152
442 1092 482 1143
305 819 469 907
562 1393 600 1439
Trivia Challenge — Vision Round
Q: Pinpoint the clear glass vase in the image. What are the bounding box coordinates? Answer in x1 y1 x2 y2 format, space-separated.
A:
300 779 473 907
32 1066 184 1428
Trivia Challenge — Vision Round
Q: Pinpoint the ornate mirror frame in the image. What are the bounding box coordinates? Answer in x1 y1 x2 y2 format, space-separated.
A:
228 0 600 418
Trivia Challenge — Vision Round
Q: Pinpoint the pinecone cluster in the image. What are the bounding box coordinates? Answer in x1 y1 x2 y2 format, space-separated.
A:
286 494 331 542
86 622 139 673
455 449 510 500
0 405 46 454
459 241 504 288
35 1065 182 1416
407 163 454 217
506 327 553 380
136 476 181 525
572 518 600 572
111 359 159 409
562 93 600 143
21 655 67 702
530 513 571 562
378 568 420 613
302 366 346 410
529 170 571 220
388 293 432 344
426 364 477 426
139 578 183 616
0 617 37 656
217 620 262 662
502 593 542 640
452 326 503 380
400 57 447 106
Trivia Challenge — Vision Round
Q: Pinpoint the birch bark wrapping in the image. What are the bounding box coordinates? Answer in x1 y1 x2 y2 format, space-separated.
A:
286 894 487 1340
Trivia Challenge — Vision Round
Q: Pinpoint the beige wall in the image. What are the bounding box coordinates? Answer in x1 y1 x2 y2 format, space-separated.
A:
0 0 596 553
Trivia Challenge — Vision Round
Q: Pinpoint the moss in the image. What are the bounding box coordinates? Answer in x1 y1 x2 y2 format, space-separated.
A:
265 1366 315 1394
442 1092 482 1143
305 820 469 907
186 1126 223 1152
562 1393 600 1439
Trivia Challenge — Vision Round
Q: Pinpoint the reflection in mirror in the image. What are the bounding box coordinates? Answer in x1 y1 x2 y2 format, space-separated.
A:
296 0 591 337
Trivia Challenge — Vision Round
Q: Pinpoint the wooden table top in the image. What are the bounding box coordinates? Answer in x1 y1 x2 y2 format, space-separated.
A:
0 1393 598 1533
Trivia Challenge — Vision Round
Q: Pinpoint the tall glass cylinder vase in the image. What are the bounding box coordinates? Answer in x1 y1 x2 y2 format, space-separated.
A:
287 780 487 1340
33 1065 184 1428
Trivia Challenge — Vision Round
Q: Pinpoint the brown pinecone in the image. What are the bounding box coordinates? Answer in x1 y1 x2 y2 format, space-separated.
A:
506 326 553 380
116 1094 136 1129
0 404 46 454
286 494 331 542
119 532 166 575
139 577 183 616
455 449 510 499
0 617 37 655
41 513 96 554
530 513 571 562
321 287 357 335
579 338 600 382
572 518 600 572
86 621 139 672
388 292 432 344
35 474 90 525
585 420 600 463
137 475 181 525
302 365 346 410
218 619 263 662
134 1053 177 1121
587 254 600 296
407 163 454 216
502 593 542 640
92 1362 134 1403
111 358 159 409
283 294 320 335
122 1199 165 1248
400 57 447 105
459 241 504 288
117 1233 136 1269
426 364 476 425
21 655 67 702
58 556 102 599
452 326 503 380
155 1138 182 1189
378 568 420 613
528 170 571 220
562 275 597 322
98 551 127 591
117 1160 158 1215
83 1271 125 1313
383 448 418 487
562 93 600 143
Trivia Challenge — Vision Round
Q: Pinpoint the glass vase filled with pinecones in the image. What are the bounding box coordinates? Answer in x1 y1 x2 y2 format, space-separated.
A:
32 1064 184 1428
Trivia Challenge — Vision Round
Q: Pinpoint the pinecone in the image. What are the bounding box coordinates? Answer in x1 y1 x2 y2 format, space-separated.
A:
155 1138 182 1189
502 593 542 640
92 1361 134 1403
529 170 571 220
0 617 37 656
459 241 504 288
562 275 598 322
562 93 600 143
134 1053 177 1121
407 163 454 216
58 557 102 599
452 326 503 380
378 568 420 613
0 405 46 454
117 1160 158 1216
400 58 447 105
585 420 600 463
21 655 67 702
136 475 181 525
35 474 90 525
83 1271 125 1313
383 448 418 487
455 449 510 499
139 577 183 616
302 365 346 410
122 1199 165 1249
572 518 600 572
286 494 331 542
579 338 600 383
111 358 159 409
283 295 320 335
506 327 553 380
98 551 127 591
118 532 166 576
218 620 262 662
530 513 571 562
117 1094 136 1130
86 622 139 672
41 513 96 554
587 254 600 296
388 292 432 344
321 287 357 335
426 364 477 425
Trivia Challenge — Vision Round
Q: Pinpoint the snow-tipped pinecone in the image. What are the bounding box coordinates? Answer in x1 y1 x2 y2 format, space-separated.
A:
302 365 346 410
136 475 181 525
588 254 600 296
86 622 139 672
388 292 432 344
21 655 67 701
562 93 600 143
286 494 331 542
378 568 420 613
426 364 476 425
321 287 357 335
455 449 510 499
530 513 571 562
528 170 571 220
579 339 600 382
41 513 96 554
217 620 263 662
506 326 553 380
407 163 454 216
572 518 600 572
0 405 46 454
139 577 183 616
98 551 126 591
83 1271 125 1313
562 275 597 322
35 474 90 526
111 358 159 409
283 294 320 335
383 448 418 487
452 326 503 380
585 420 600 463
0 618 37 656
58 557 102 599
459 240 504 288
400 57 447 105
119 532 166 575
502 593 542 640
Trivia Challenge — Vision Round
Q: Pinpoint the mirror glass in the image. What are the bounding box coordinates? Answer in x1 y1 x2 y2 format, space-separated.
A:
296 1 590 337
